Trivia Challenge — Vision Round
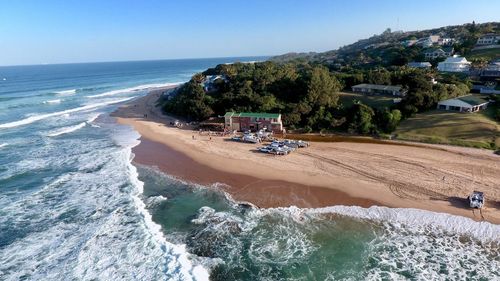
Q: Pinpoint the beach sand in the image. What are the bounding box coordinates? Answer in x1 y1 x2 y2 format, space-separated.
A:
113 90 500 224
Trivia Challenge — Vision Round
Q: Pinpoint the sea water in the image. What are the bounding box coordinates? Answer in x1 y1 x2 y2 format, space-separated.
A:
1 59 499 280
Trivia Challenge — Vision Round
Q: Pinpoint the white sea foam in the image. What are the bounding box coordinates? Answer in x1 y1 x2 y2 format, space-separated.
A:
86 113 101 124
0 97 133 129
0 143 8 148
88 82 182 98
46 122 87 137
55 89 77 96
43 99 61 104
145 195 168 209
126 144 210 281
268 205 500 242
0 123 211 280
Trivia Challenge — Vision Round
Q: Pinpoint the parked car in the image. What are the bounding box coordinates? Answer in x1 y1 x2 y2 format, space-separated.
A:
468 191 485 208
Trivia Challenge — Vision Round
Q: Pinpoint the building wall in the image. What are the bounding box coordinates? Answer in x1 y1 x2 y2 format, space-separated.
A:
477 35 500 45
352 87 402 96
437 63 470 72
437 99 488 112
225 114 283 133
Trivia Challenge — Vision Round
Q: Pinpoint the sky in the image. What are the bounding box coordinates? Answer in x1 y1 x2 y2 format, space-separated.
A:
0 0 499 66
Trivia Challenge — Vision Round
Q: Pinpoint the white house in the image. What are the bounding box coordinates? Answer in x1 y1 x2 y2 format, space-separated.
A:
437 56 471 72
437 95 489 112
476 34 500 46
438 37 454 46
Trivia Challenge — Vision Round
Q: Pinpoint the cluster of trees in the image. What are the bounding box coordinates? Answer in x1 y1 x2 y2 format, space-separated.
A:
334 67 471 117
163 60 474 136
164 62 343 131
166 61 458 135
163 60 475 135
343 104 402 135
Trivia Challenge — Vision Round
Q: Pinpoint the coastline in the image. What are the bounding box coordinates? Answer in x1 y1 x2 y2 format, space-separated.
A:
112 89 500 224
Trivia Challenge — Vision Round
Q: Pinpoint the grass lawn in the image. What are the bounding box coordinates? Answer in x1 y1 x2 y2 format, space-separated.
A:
396 108 500 149
339 92 395 109
468 46 500 60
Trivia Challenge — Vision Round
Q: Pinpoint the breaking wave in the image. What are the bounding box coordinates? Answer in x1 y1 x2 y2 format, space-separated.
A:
88 82 182 98
176 192 500 280
55 89 77 96
128 148 210 280
303 205 500 242
43 99 62 104
0 97 133 129
0 143 8 148
46 122 87 137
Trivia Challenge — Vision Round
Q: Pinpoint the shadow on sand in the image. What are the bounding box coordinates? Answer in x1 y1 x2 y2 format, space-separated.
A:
447 196 470 209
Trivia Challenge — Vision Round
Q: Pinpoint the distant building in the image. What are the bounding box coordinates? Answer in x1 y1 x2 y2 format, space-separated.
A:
423 47 454 60
416 35 440 47
481 60 500 79
476 34 500 46
438 37 455 46
351 84 407 96
437 56 471 72
202 75 226 92
437 95 489 112
401 39 417 47
407 62 432 69
224 112 283 133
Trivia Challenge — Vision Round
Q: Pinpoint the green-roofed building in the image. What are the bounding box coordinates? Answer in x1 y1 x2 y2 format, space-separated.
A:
224 112 283 133
437 95 489 112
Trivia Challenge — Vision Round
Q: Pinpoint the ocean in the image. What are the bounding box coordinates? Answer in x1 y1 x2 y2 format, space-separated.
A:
0 58 498 281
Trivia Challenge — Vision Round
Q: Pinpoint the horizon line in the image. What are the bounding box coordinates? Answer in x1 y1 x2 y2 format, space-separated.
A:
0 55 272 68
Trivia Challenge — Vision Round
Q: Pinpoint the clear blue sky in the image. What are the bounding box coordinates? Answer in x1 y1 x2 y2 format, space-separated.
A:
0 0 498 66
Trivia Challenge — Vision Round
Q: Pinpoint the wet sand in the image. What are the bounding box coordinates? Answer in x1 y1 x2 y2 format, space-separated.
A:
133 137 379 208
113 89 500 224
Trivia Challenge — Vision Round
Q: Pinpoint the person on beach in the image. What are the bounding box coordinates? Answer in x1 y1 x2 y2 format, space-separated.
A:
192 135 195 140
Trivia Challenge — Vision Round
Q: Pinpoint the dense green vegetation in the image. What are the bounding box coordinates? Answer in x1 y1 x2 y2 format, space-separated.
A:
163 60 472 135
162 21 498 147
338 92 393 109
164 62 344 131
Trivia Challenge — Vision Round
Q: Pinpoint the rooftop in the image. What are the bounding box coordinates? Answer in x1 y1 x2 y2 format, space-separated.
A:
408 62 432 67
457 95 489 106
352 84 403 91
441 56 470 63
225 112 281 118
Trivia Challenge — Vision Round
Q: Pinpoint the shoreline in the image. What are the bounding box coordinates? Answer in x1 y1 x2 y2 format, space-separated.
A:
112 89 500 224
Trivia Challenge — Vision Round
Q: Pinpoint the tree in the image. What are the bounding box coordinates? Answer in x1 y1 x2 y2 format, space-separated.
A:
163 80 213 121
348 103 375 134
366 68 391 85
376 109 402 133
304 67 341 108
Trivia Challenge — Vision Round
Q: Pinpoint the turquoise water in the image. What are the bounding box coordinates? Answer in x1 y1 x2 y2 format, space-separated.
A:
139 167 500 280
1 59 499 280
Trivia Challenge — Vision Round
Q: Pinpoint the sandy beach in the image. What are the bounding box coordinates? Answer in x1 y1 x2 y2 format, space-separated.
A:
113 89 500 224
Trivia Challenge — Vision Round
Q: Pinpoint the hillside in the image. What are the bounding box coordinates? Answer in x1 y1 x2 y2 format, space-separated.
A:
271 22 500 67
162 21 499 150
